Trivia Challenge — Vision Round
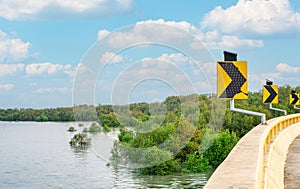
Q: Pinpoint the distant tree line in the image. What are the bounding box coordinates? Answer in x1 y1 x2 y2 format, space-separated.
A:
0 107 75 122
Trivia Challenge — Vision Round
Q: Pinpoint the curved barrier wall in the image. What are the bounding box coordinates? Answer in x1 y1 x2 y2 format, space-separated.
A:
204 113 300 189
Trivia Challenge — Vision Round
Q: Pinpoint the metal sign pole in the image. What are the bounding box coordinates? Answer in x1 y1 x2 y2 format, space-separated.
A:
294 105 300 110
230 99 266 125
269 104 287 115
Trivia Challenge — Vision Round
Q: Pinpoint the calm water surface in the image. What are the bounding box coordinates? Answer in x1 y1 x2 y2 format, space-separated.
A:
0 122 209 188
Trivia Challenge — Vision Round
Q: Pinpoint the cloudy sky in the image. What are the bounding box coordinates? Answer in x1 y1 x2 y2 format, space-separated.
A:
0 0 299 108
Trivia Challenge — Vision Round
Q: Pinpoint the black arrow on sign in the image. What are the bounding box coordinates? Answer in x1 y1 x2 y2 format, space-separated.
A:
291 93 299 105
219 62 247 98
264 85 277 103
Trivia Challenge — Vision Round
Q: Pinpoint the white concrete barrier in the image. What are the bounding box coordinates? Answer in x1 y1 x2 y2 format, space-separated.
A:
264 122 300 188
204 113 300 189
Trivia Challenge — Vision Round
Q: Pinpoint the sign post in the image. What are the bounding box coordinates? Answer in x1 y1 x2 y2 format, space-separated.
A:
218 51 266 124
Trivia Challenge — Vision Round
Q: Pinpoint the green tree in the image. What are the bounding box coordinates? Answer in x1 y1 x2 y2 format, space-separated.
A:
182 151 211 173
203 130 239 168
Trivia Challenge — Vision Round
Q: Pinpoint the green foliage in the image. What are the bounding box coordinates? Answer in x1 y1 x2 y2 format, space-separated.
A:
103 124 111 132
69 133 91 147
130 146 173 167
118 127 134 144
88 122 101 133
67 126 77 132
164 96 181 116
0 107 74 122
139 159 181 176
203 130 239 168
129 102 151 121
99 113 120 129
73 105 98 121
35 114 48 122
97 105 120 130
78 123 84 127
182 152 211 173
110 85 297 175
82 122 101 133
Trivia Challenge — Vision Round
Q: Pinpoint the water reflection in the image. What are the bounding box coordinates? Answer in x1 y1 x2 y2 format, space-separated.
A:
112 167 209 189
71 147 89 158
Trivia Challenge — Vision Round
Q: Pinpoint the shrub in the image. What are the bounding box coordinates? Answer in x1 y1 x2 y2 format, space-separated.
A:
89 122 101 133
67 126 77 132
182 151 211 173
69 133 91 147
203 130 239 168
82 123 101 133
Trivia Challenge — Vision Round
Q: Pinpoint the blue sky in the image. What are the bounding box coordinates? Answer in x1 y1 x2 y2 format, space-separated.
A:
0 0 300 108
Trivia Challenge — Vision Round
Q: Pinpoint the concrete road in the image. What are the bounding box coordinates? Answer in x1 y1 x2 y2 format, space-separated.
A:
284 135 300 189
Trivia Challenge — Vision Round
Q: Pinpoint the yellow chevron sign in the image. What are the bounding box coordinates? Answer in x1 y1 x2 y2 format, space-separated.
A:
263 85 278 104
290 93 300 105
217 61 248 100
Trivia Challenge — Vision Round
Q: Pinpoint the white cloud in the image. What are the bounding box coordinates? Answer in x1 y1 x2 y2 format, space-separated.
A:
248 71 300 92
0 64 25 76
250 72 283 83
34 87 72 94
115 55 189 85
0 0 134 20
26 62 72 75
208 35 264 49
139 53 192 71
201 0 300 35
201 62 216 76
93 53 218 104
0 83 14 90
100 52 124 64
276 63 300 73
249 72 283 91
249 63 300 91
105 19 204 47
158 53 191 64
0 30 30 63
101 19 264 50
76 63 92 75
111 53 214 97
111 62 197 104
137 19 202 35
98 29 110 41
119 53 215 85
